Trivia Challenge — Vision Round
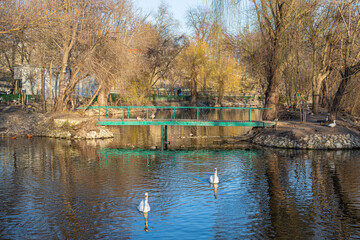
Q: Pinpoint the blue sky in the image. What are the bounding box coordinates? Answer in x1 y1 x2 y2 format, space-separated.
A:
134 0 208 32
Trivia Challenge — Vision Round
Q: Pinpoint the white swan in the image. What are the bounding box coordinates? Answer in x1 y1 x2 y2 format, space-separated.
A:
328 120 336 128
138 192 151 212
209 168 219 184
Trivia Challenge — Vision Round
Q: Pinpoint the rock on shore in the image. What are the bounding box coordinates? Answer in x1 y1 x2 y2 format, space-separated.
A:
251 121 360 149
0 105 113 139
252 133 360 149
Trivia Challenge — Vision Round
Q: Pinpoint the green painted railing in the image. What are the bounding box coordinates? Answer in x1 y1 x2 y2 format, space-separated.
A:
78 105 273 127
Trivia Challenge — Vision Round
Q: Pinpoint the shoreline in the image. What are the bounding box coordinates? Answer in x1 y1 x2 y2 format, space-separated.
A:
1 104 360 149
250 127 360 150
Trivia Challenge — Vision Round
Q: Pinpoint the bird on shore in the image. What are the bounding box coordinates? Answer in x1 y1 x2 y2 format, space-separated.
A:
325 113 330 122
138 192 151 213
150 113 155 120
328 120 336 128
126 143 135 149
209 168 219 184
319 113 331 126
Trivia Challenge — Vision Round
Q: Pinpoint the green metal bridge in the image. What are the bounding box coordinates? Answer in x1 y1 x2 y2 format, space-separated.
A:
80 106 274 127
79 106 274 150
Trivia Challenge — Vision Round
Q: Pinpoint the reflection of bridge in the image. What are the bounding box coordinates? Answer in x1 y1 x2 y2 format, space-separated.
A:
98 148 259 168
79 106 275 150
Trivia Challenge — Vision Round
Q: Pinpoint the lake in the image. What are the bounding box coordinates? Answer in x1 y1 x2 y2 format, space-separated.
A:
1 124 360 239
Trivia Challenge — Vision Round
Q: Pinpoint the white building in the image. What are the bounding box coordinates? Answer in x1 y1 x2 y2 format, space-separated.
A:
13 65 97 99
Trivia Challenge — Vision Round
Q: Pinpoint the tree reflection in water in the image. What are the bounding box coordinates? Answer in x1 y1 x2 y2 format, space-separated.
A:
0 138 359 239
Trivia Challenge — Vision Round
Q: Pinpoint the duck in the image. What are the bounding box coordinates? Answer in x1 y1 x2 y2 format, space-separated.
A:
209 168 219 184
126 143 135 149
138 192 151 213
328 120 336 128
27 135 32 139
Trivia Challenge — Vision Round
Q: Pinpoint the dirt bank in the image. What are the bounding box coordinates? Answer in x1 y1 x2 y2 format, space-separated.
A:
251 109 360 149
0 104 113 139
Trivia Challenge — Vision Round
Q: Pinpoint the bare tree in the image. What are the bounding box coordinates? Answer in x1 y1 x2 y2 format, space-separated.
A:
252 0 315 120
0 0 59 35
303 1 341 114
145 4 186 91
329 0 360 120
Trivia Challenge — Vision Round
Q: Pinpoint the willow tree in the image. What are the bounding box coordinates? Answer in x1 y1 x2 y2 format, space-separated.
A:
179 40 208 105
210 1 230 105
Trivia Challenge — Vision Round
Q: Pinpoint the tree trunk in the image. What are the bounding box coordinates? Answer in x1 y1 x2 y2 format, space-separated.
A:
97 85 110 106
190 78 197 105
329 72 351 121
190 63 198 105
312 81 322 115
54 68 81 112
263 77 280 120
320 80 328 108
40 66 46 112
53 47 71 112
312 69 331 114
53 19 78 112
263 58 282 120
216 74 224 106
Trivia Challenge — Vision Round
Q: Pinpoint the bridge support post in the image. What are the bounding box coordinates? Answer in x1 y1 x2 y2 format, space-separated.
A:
161 125 163 150
164 125 168 150
161 125 168 151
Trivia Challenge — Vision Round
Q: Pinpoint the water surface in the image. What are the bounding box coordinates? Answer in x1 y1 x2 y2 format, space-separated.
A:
1 135 360 239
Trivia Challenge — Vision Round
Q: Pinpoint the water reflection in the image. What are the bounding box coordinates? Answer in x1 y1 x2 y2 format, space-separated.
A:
212 183 218 199
0 137 360 239
143 212 149 232
107 109 259 150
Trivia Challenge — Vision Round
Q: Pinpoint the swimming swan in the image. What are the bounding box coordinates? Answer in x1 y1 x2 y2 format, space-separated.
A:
209 168 219 184
138 192 151 212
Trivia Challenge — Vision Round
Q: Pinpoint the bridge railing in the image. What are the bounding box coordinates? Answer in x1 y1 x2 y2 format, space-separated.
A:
78 106 270 123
